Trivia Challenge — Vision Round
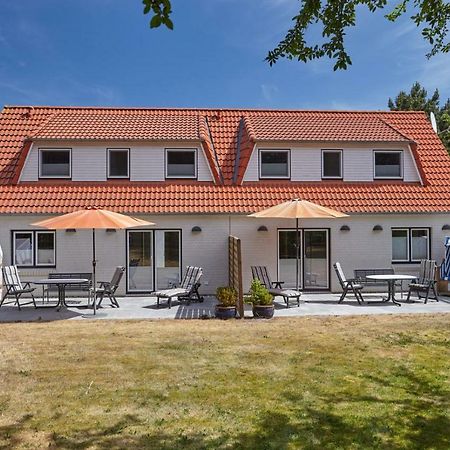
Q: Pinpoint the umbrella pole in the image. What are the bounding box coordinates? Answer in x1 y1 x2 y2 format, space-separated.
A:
296 218 299 292
92 228 96 315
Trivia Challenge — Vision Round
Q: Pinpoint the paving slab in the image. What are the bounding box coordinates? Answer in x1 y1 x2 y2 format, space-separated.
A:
1 292 449 322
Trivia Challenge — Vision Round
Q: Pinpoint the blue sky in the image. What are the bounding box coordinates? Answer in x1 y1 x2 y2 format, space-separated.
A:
0 0 449 110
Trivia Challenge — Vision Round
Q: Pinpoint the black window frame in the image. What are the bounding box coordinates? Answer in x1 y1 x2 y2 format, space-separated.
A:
391 227 431 264
107 148 130 179
258 149 291 180
321 149 343 179
165 148 198 179
38 148 72 179
373 150 403 180
11 230 56 268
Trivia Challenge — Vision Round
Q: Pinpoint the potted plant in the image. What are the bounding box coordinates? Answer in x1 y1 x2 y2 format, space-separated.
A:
247 279 274 319
215 286 237 319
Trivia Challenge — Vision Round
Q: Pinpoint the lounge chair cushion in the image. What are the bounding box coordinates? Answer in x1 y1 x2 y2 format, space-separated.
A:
269 288 301 298
346 283 363 290
154 288 189 299
409 283 431 289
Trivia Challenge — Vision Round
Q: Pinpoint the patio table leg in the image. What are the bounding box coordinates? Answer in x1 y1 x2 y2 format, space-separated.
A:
56 284 67 311
388 281 401 307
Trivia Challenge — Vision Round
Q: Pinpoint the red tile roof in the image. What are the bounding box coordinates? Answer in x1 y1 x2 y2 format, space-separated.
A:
244 111 411 143
0 105 449 214
0 182 447 214
31 109 202 141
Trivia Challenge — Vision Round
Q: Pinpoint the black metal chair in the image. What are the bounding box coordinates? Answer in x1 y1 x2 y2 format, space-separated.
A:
94 266 125 308
0 265 36 310
154 266 203 309
251 266 301 308
406 259 438 303
334 262 365 304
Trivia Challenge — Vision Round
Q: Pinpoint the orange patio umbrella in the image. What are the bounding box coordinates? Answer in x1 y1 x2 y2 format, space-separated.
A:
33 208 154 315
249 199 349 291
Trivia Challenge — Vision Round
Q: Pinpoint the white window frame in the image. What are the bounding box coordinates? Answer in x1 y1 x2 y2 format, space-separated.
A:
35 231 56 267
259 149 291 179
165 148 198 179
410 228 430 263
391 227 430 263
391 228 410 263
321 149 343 179
38 148 72 179
12 230 56 267
12 231 34 267
107 148 130 179
373 150 403 180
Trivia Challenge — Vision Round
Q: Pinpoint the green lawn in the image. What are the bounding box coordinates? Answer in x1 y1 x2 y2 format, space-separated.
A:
0 314 449 449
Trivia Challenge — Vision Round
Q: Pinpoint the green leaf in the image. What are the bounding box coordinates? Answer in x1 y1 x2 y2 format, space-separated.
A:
164 17 174 30
150 15 162 28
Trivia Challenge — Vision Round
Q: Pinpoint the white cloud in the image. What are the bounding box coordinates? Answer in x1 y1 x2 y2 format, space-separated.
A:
261 83 279 102
420 53 450 94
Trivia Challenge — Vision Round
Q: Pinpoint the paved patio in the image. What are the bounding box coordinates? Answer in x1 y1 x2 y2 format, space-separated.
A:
1 292 450 322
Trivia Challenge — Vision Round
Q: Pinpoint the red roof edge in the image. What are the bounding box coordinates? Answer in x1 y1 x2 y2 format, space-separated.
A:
11 140 32 185
409 141 428 186
199 116 222 184
235 118 256 185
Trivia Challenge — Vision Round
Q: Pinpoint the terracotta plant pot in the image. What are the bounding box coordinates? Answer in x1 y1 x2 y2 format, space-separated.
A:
215 305 236 320
253 304 274 319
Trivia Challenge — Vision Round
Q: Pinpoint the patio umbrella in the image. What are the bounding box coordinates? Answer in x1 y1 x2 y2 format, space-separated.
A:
32 208 154 315
248 199 349 291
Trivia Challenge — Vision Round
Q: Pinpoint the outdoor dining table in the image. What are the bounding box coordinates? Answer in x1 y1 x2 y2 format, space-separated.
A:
366 274 417 306
34 278 89 311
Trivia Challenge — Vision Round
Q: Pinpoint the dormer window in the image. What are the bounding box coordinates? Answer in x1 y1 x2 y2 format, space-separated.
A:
259 149 290 179
374 150 403 179
39 148 71 178
165 149 197 179
322 150 343 179
108 148 129 178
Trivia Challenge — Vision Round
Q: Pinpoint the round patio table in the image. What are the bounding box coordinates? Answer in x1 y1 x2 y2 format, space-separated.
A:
34 278 89 311
366 274 416 306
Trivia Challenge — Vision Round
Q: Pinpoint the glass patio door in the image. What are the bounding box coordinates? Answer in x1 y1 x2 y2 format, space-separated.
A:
303 230 329 289
278 230 302 288
154 230 181 290
127 230 153 292
278 229 329 290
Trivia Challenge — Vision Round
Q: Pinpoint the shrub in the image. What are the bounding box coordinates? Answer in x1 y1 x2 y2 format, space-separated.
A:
216 286 237 307
246 279 273 306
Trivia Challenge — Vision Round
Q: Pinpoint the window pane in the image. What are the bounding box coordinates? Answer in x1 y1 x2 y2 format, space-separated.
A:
261 151 289 177
128 231 153 291
167 150 196 177
155 231 181 289
109 150 129 177
37 233 55 265
14 233 33 265
323 152 342 178
392 229 408 261
40 150 70 177
164 231 180 268
411 229 428 261
375 152 401 178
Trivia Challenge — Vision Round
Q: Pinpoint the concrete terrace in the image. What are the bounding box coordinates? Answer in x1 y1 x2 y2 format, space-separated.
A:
1 293 450 322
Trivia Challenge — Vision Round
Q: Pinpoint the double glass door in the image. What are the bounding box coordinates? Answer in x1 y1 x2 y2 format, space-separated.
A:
127 230 181 292
278 229 329 289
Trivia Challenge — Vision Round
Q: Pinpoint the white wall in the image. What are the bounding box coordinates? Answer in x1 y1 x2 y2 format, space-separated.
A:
243 143 421 183
1 212 449 295
20 142 213 182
